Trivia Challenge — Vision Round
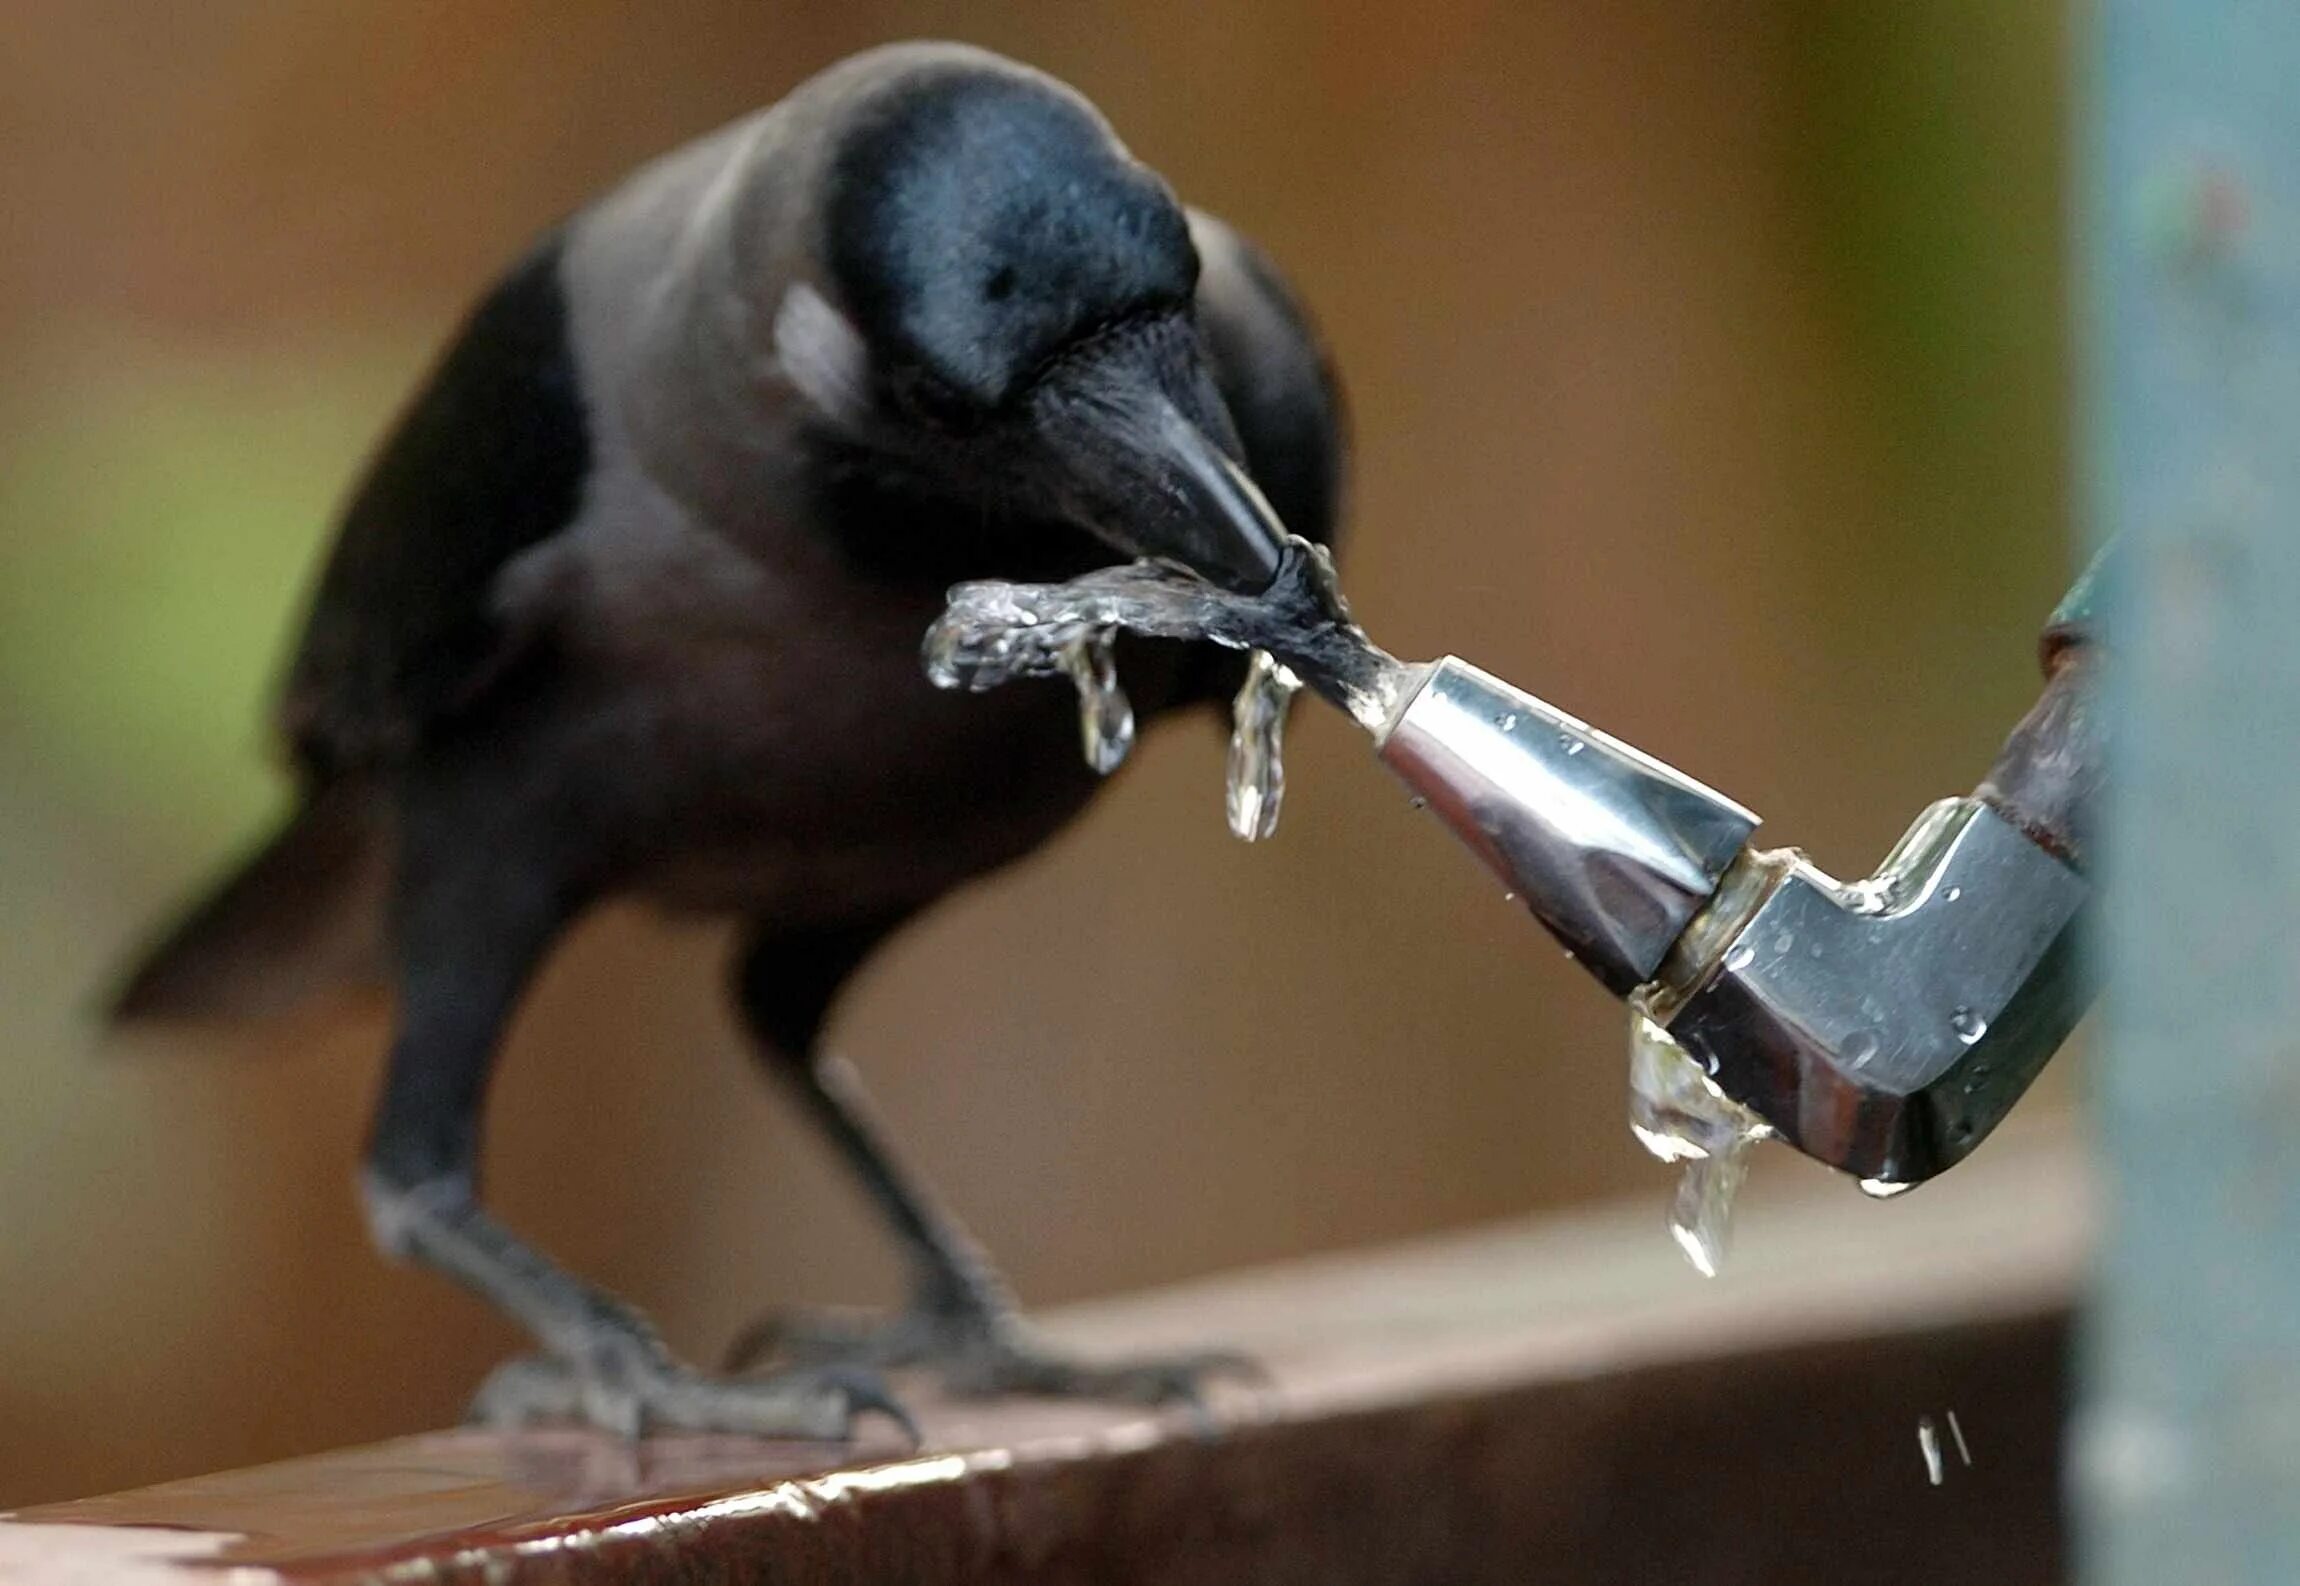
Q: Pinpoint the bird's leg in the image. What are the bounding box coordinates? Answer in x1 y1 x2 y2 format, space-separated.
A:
364 824 909 1441
726 925 1260 1411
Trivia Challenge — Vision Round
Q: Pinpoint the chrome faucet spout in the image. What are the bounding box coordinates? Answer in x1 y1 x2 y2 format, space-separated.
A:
1373 564 2104 1186
1373 657 1759 995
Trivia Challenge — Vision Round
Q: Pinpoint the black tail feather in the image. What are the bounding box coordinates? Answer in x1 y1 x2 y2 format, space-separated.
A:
108 779 389 1024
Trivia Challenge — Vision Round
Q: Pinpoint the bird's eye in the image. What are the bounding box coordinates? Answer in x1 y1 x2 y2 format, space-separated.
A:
887 365 983 430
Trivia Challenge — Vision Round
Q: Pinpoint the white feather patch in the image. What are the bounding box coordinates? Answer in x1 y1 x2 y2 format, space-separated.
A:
774 282 871 427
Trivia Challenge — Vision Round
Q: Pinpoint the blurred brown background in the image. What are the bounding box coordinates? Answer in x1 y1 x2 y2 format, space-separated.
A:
0 0 2069 1505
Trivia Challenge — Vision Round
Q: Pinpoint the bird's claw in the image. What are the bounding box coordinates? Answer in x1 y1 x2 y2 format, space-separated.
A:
953 1342 1265 1437
469 1347 918 1445
728 1300 1262 1423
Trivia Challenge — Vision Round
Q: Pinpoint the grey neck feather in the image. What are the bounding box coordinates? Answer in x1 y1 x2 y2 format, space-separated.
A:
560 104 832 531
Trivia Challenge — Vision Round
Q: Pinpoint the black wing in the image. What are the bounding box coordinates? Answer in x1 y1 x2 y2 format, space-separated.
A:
279 233 592 778
1187 209 1348 553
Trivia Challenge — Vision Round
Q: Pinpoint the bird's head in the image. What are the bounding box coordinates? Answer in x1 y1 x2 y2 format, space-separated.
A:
776 52 1285 593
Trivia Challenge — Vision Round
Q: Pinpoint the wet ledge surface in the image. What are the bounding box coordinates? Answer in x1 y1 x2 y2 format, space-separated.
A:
3 1127 2086 1585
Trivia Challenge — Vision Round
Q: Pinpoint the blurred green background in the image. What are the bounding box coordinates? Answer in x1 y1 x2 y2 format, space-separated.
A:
0 0 2070 1503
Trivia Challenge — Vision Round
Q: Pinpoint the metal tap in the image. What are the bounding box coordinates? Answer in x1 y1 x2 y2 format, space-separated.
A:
919 535 2107 1186
1373 556 2107 1187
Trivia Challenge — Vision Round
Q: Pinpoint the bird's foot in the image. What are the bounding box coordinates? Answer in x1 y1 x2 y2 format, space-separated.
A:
469 1336 917 1443
727 1295 1262 1415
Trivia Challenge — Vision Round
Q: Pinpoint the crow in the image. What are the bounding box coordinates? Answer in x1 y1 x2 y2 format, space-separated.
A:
111 41 1344 1438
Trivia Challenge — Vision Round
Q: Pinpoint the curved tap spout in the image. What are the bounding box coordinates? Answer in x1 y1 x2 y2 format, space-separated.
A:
1646 800 2087 1183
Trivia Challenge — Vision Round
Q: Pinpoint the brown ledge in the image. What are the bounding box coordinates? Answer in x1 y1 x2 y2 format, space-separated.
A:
3 1126 2085 1585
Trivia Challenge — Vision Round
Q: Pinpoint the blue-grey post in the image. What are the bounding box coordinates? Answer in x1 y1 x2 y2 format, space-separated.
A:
2079 1 2300 1579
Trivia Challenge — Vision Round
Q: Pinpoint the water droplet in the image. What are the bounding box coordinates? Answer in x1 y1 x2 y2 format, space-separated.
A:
1502 891 1519 904
1843 1030 1880 1070
1807 941 1824 959
1565 740 1586 757
1723 942 1756 973
1945 886 1963 902
1947 1410 1972 1466
916 541 1413 744
1858 1176 1915 1200
1626 989 1772 1278
1408 795 1428 811
1225 650 1300 842
1058 629 1135 775
1918 1417 1945 1486
1772 931 1794 954
1951 1007 1988 1045
1495 711 1519 730
922 622 964 690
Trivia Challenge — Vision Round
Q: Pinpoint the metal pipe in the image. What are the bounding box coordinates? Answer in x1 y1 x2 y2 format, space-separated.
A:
1371 659 1758 996
1374 573 2103 1184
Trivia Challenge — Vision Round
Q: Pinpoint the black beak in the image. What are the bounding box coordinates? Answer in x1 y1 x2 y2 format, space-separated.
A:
1029 323 1286 594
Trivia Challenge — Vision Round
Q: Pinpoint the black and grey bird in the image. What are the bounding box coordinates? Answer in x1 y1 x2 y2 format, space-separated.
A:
111 41 1344 1438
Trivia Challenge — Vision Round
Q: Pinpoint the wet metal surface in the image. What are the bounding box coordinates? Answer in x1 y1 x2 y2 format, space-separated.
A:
1375 656 1758 996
